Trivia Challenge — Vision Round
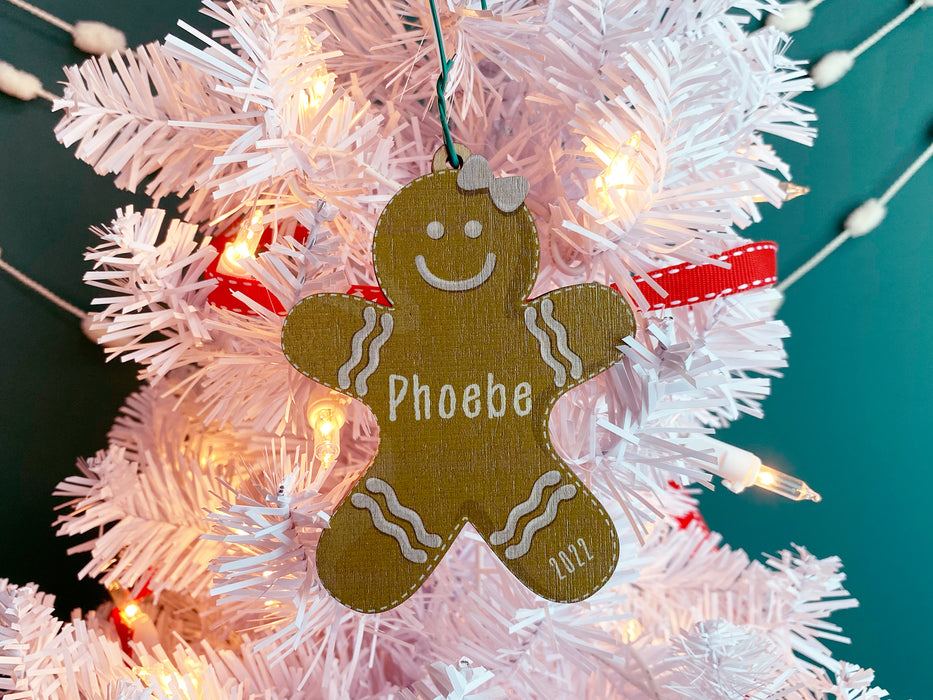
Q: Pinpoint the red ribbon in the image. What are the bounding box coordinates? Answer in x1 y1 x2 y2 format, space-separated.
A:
205 225 294 315
346 283 391 305
348 242 778 310
632 242 777 310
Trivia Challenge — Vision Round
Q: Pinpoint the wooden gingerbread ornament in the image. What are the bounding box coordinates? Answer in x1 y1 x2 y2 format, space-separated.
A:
282 152 636 613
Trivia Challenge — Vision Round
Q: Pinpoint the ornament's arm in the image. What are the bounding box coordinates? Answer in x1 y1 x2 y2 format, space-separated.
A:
524 284 636 391
281 294 394 402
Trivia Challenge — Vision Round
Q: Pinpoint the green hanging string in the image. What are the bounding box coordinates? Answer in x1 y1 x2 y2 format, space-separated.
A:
427 0 462 168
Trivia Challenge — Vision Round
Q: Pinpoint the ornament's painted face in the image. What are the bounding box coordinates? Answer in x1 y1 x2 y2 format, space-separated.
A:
414 217 495 292
372 169 539 307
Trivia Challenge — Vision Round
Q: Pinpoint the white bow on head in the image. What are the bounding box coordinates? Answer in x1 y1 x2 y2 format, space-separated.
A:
456 155 529 213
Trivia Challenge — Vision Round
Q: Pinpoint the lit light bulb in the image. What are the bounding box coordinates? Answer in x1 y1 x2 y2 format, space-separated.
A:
297 31 331 111
121 602 141 622
780 181 811 201
752 181 811 203
107 581 160 646
307 394 348 469
158 672 176 693
293 51 331 115
217 209 265 276
754 463 822 502
299 76 329 112
620 618 643 643
134 662 180 694
681 435 821 503
594 131 643 192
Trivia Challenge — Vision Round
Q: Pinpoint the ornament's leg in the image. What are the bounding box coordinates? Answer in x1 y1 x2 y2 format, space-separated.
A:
316 459 459 613
474 455 619 603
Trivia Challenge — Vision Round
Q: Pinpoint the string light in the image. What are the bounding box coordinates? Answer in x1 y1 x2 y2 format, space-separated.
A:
121 602 142 623
593 131 643 192
297 32 331 113
107 581 160 646
620 618 643 643
297 73 330 112
134 662 183 695
751 181 811 204
752 464 822 502
585 131 644 216
684 435 822 503
292 36 331 116
216 209 265 276
307 394 348 469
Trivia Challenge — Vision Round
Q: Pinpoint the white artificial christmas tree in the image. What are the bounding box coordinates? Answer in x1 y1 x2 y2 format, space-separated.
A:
0 0 887 697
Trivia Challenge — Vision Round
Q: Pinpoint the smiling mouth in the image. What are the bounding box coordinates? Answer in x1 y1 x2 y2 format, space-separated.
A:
414 253 497 291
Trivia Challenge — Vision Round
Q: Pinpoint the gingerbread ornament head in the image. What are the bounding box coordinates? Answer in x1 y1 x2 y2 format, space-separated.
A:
372 155 536 308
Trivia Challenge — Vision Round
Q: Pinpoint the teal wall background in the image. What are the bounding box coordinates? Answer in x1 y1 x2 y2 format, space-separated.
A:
0 2 929 697
700 5 932 699
0 0 205 619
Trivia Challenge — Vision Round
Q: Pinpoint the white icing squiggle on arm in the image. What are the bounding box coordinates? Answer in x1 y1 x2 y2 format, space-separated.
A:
524 306 566 386
338 306 377 390
355 312 393 395
540 299 582 380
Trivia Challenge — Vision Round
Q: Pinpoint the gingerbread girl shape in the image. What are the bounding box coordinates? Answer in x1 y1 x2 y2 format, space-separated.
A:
282 154 636 613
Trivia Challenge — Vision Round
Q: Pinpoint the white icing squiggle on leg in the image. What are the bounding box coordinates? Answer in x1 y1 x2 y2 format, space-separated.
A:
504 484 578 560
338 306 376 390
355 312 393 395
524 306 566 386
351 492 427 563
489 471 562 545
366 478 441 548
540 299 582 380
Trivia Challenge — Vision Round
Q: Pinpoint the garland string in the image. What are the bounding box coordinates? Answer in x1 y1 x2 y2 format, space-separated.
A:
4 0 74 33
777 139 933 293
0 246 86 319
850 0 927 61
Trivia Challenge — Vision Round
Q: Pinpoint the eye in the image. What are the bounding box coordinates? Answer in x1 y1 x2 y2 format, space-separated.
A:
426 221 444 239
464 220 482 238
